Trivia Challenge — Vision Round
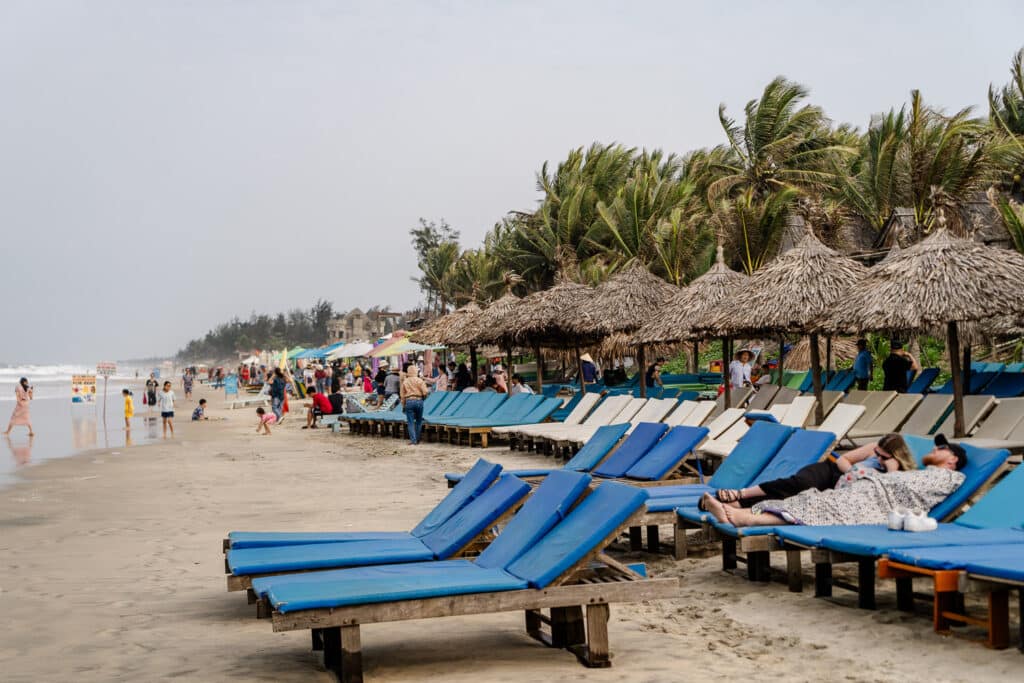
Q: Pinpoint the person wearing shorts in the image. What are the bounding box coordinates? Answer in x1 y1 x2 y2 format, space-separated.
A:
157 381 176 438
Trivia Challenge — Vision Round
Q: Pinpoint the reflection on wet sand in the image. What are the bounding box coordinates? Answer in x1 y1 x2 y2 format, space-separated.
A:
4 435 33 465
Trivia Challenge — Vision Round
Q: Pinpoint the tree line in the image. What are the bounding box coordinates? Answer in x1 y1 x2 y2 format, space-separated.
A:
177 300 335 361
412 49 1024 314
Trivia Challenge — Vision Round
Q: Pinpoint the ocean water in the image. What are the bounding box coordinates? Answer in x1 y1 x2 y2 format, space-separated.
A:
0 363 165 488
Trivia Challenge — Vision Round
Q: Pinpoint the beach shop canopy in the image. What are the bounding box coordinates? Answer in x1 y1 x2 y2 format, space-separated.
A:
327 341 374 360
368 337 441 358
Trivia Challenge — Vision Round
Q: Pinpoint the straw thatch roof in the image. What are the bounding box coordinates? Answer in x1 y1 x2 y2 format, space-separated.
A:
631 245 750 344
816 228 1024 335
505 275 602 347
784 336 859 371
452 291 522 346
706 226 868 337
588 261 680 334
410 301 483 346
596 331 684 361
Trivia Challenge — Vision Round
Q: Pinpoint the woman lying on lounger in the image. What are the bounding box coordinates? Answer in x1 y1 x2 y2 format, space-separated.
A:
701 436 967 527
707 433 915 510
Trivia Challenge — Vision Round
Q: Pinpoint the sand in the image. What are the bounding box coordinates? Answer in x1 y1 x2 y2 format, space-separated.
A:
0 382 1019 682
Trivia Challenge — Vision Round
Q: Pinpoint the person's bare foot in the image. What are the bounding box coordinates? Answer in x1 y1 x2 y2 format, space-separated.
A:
701 493 729 524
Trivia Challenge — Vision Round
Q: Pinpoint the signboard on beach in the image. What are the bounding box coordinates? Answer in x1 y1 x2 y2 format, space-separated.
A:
224 374 239 396
72 375 97 403
96 362 117 377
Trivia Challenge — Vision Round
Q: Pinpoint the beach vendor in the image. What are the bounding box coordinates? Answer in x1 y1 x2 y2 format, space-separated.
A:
729 349 753 389
579 353 599 384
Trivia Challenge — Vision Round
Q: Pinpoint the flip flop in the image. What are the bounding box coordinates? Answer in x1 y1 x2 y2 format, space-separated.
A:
716 489 741 503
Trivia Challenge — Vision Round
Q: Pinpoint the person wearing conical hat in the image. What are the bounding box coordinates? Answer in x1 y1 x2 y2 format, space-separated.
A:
579 353 599 385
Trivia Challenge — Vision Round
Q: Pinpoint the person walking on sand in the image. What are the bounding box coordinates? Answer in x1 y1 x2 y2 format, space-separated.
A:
145 373 159 411
269 368 286 422
183 371 194 401
4 377 35 436
122 389 134 431
157 380 176 438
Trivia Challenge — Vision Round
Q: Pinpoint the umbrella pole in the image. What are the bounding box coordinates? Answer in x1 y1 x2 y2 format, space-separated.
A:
575 344 586 395
506 347 514 378
722 336 731 408
962 344 972 396
809 333 825 425
777 335 785 387
470 345 478 382
637 345 647 398
691 342 700 375
947 322 965 437
826 336 833 378
534 345 544 394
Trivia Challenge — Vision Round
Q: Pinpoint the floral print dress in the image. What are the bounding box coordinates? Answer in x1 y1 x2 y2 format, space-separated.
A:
752 467 966 526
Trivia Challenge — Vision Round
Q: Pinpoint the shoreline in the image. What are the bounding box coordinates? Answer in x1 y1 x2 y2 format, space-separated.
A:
0 382 1019 681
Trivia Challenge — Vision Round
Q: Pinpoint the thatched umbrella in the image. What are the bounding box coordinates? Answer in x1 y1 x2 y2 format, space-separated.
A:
453 290 524 384
816 226 1024 436
785 336 858 372
705 225 868 423
588 261 681 397
506 275 602 393
411 301 484 376
632 245 750 404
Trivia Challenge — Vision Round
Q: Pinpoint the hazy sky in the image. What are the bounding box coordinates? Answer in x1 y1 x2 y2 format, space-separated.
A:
2 1 1022 363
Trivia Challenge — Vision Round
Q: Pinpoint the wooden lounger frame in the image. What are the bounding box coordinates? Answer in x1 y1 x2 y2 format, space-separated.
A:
257 509 679 682
878 559 1022 651
224 488 531 593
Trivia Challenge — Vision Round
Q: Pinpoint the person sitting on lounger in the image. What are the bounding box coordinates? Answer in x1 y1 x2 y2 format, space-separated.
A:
710 433 915 509
701 435 967 527
302 387 334 429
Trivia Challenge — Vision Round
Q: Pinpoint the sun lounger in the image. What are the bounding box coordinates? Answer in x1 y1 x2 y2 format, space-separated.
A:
615 425 711 483
226 473 532 591
492 391 602 443
623 422 795 556
678 400 716 427
811 402 865 442
586 423 671 479
847 390 897 425
785 371 807 389
932 394 996 436
509 394 632 449
621 398 681 435
770 441 1008 606
225 389 270 410
956 397 1024 441
907 367 940 393
1006 362 1024 373
745 385 780 411
976 372 1024 398
253 481 677 679
824 369 855 392
709 386 754 418
538 397 647 447
955 406 1024 453
432 393 535 427
227 459 502 552
450 397 564 447
897 393 953 436
845 393 921 442
934 371 1000 395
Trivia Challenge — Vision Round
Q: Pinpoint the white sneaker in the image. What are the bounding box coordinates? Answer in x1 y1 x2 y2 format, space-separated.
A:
903 510 938 532
887 506 910 531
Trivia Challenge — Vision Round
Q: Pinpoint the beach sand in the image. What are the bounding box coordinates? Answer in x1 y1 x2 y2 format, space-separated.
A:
0 382 1019 682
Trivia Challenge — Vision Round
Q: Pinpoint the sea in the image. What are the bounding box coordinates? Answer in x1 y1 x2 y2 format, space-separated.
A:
0 363 167 488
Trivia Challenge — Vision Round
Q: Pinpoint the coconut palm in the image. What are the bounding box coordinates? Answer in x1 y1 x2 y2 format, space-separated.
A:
989 48 1024 198
711 186 800 275
837 107 909 231
707 77 856 202
416 240 460 314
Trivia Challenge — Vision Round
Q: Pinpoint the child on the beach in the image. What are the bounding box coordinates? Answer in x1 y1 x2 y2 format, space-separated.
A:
191 398 208 421
122 389 134 430
256 406 275 435
158 381 175 438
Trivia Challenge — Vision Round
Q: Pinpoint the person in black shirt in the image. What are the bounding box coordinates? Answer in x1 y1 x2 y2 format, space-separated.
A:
645 358 665 389
881 340 920 392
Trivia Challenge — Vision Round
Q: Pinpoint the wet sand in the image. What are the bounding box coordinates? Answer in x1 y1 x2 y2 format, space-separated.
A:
0 382 1019 682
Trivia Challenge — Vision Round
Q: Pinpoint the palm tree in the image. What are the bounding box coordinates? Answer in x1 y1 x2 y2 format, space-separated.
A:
707 77 856 202
838 108 908 231
989 48 1024 199
904 90 989 232
416 241 460 314
711 186 800 274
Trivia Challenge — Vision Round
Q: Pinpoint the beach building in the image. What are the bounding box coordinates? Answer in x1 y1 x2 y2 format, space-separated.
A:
326 308 404 343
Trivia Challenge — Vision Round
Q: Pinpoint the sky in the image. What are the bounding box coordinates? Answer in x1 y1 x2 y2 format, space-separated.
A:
1 0 1023 364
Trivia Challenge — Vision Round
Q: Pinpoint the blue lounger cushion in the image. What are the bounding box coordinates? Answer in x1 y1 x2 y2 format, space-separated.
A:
506 482 648 588
592 423 669 478
775 525 1024 556
263 479 647 613
749 429 837 486
922 443 1008 522
266 559 530 613
230 475 530 575
229 458 501 549
254 471 592 599
637 422 795 508
624 426 710 481
887 544 1024 578
230 538 435 575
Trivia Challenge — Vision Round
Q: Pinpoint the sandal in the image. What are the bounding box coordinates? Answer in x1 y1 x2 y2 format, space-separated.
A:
716 489 742 503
